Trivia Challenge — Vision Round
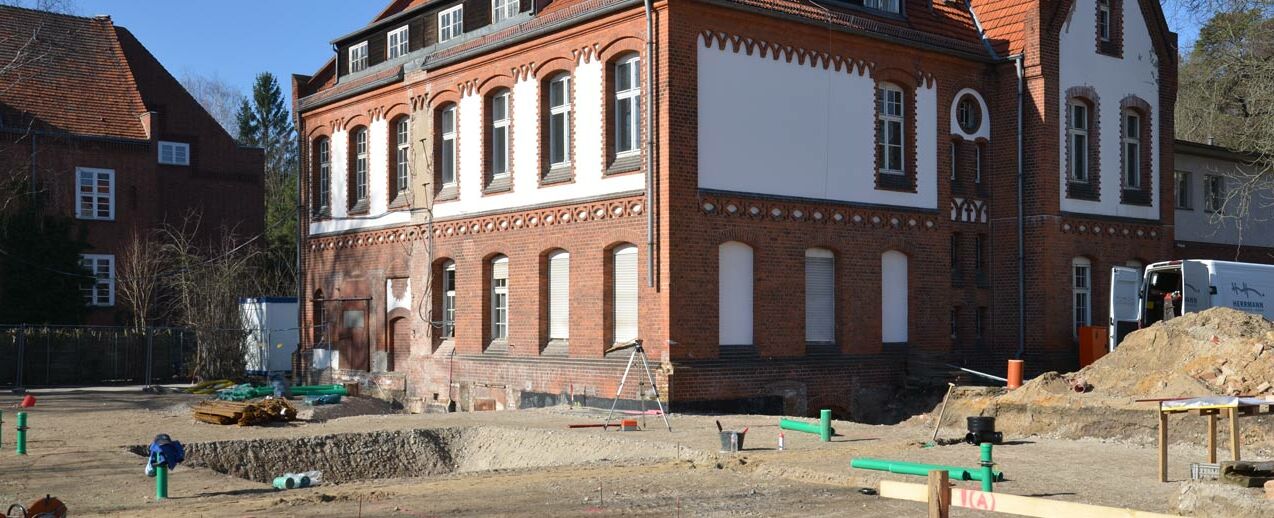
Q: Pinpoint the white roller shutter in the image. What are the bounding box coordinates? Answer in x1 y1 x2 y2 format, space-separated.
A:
548 251 570 339
613 245 639 343
719 242 754 345
882 251 909 343
805 249 835 343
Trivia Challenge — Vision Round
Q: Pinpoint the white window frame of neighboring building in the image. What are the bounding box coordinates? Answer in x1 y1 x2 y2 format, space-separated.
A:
80 254 115 307
1097 0 1112 42
1072 257 1092 339
804 248 835 344
613 245 639 344
492 0 518 24
1122 110 1141 189
442 261 456 338
387 25 409 60
1067 100 1089 182
440 105 457 186
353 128 369 202
316 138 331 210
489 90 511 178
438 5 464 43
349 41 368 73
158 141 190 166
876 83 905 175
548 73 572 167
1174 171 1192 209
395 118 410 195
490 256 509 341
1205 174 1225 213
547 251 570 340
76 167 114 221
614 54 641 157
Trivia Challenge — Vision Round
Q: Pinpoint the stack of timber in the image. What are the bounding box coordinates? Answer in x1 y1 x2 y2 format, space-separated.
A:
193 399 297 426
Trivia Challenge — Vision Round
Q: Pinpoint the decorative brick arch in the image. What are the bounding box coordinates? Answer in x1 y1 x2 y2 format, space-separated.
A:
1064 85 1102 201
871 68 919 194
1119 95 1154 206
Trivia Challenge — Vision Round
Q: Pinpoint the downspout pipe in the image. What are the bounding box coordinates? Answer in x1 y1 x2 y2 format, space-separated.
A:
643 0 655 288
1014 54 1025 360
296 120 305 349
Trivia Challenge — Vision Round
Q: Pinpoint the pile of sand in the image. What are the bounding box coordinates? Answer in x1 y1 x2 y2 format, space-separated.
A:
1004 307 1274 406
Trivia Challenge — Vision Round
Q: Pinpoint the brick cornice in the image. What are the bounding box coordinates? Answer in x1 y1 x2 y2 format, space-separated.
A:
698 193 940 231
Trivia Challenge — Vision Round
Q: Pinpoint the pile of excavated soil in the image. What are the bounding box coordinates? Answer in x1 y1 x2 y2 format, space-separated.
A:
295 396 397 422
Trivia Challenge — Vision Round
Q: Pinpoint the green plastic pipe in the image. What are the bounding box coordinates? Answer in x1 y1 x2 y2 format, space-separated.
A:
850 457 1005 481
156 465 168 500
819 409 832 442
15 412 26 455
273 476 297 489
288 385 349 396
778 419 836 438
980 442 995 492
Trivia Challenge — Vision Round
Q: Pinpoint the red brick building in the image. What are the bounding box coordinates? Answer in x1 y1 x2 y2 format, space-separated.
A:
0 7 265 325
294 0 1176 416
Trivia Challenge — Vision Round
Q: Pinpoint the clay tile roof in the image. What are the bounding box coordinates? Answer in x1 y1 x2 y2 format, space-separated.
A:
969 0 1034 55
0 6 149 140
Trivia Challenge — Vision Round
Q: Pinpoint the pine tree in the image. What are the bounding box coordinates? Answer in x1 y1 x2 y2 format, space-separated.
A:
235 72 298 295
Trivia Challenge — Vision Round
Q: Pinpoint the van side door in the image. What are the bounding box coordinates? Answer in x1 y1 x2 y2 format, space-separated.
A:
1109 266 1142 351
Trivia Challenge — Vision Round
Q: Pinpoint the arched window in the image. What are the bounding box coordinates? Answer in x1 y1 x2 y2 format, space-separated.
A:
350 127 369 207
1067 100 1090 182
1097 0 1111 42
438 104 457 187
1072 257 1092 339
488 90 511 181
876 83 905 175
881 251 908 343
719 242 754 346
805 248 835 344
547 73 572 168
392 117 410 197
1122 109 1141 189
490 255 509 341
613 53 641 157
547 251 569 340
315 137 330 211
956 95 981 134
613 245 639 344
442 260 456 338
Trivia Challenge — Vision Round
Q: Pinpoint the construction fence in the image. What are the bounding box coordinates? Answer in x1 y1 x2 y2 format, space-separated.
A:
0 325 208 388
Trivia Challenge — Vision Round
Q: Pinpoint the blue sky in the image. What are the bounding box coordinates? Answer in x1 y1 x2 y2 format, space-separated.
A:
73 0 1206 98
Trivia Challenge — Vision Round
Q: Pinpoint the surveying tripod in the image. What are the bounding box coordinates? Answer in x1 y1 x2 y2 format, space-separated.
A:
603 339 672 432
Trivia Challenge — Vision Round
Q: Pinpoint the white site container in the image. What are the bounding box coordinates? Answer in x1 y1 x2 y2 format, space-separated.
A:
1109 260 1274 350
240 297 299 375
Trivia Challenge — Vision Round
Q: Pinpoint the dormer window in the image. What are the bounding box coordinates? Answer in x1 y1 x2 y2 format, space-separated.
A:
492 0 518 24
349 42 368 73
438 5 463 43
863 0 900 14
387 26 409 59
158 141 190 166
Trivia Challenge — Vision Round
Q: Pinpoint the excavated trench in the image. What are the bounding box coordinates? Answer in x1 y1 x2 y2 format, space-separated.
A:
134 427 682 485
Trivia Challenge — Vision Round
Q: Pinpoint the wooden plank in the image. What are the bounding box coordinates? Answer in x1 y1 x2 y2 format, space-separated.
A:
1158 410 1168 483
880 481 1177 518
1207 413 1217 464
928 470 950 518
1229 408 1241 461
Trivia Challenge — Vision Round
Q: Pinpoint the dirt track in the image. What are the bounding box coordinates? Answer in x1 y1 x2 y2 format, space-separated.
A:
0 389 1249 517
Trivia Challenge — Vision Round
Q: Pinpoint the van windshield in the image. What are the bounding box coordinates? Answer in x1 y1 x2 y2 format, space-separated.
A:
1144 267 1182 326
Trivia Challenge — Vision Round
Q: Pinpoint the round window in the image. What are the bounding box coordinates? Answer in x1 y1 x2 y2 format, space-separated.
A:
956 95 981 133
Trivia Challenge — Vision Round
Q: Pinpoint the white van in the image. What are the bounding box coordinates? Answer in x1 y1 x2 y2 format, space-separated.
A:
1109 260 1274 351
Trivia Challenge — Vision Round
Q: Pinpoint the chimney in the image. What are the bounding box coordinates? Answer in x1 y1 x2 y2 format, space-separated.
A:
139 111 158 140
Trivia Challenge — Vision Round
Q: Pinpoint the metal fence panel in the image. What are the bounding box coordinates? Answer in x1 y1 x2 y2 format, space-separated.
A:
0 326 200 388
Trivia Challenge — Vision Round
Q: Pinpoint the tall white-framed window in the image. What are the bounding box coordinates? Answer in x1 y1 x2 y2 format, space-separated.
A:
547 251 570 340
442 261 456 338
76 167 114 221
158 141 190 166
438 5 463 43
613 245 639 344
1072 257 1092 339
353 127 368 202
395 118 410 194
490 255 509 341
489 90 510 178
614 54 641 156
1122 110 1140 189
440 105 457 186
348 41 368 73
1205 175 1225 213
548 74 572 167
387 25 409 59
1067 101 1089 182
1174 171 1192 209
80 254 115 307
975 144 983 184
316 138 331 209
492 0 518 24
882 250 909 343
1097 0 1111 42
877 83 905 175
718 241 754 346
805 248 835 344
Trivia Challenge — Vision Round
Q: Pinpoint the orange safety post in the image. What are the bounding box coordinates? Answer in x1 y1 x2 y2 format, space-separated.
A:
1006 360 1024 389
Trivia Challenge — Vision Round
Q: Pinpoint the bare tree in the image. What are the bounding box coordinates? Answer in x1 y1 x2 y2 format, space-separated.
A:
180 71 245 139
116 229 169 330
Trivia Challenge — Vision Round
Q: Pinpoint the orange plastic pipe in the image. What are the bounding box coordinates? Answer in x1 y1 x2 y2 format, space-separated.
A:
1006 360 1024 389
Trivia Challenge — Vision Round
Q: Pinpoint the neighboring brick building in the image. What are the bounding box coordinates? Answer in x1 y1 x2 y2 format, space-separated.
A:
1171 139 1274 264
294 0 1177 416
0 7 265 325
